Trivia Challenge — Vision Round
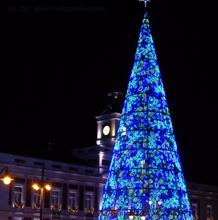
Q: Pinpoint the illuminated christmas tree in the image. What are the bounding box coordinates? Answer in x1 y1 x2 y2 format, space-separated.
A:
99 9 193 220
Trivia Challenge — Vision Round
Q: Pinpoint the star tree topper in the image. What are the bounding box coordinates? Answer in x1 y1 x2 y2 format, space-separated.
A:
139 0 150 7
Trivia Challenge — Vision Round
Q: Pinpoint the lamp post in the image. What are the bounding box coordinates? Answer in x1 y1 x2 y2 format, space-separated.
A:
32 165 52 220
0 167 13 185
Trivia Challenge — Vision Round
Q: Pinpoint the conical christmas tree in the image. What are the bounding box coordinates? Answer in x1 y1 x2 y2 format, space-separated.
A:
99 12 193 220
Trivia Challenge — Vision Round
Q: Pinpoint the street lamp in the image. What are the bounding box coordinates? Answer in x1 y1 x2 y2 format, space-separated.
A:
32 165 52 220
0 167 13 185
32 181 52 220
32 182 52 192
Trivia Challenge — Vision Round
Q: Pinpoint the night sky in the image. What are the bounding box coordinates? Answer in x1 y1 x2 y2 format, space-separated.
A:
6 0 218 185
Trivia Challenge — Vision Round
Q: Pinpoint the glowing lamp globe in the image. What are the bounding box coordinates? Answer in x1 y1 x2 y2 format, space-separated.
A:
2 176 13 185
44 184 52 191
32 183 40 191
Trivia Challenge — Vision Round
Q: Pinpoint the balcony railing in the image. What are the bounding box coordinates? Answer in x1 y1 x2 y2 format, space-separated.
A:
51 204 62 215
84 207 95 214
32 202 40 210
12 202 24 209
68 206 79 214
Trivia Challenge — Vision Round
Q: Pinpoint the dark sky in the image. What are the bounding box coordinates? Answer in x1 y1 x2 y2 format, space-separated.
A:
6 0 218 185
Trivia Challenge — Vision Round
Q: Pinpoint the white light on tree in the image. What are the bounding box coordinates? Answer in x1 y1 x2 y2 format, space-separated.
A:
158 200 163 205
148 200 153 205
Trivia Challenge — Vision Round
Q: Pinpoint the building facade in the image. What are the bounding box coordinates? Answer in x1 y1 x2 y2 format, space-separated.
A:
0 110 218 220
0 152 102 220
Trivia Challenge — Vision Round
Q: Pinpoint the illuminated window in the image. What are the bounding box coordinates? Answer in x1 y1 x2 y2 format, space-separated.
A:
13 217 22 220
13 186 24 208
85 193 94 209
206 205 213 219
191 203 198 219
51 189 60 209
68 191 78 209
32 190 40 209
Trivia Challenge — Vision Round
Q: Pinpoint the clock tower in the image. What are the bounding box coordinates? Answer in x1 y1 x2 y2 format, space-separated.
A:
71 92 123 176
96 112 121 148
96 92 123 174
96 92 123 147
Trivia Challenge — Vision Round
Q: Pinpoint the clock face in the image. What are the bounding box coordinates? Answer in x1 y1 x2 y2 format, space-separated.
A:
103 125 110 136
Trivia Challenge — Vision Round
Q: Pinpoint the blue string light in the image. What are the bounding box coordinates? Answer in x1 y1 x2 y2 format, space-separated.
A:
99 13 193 220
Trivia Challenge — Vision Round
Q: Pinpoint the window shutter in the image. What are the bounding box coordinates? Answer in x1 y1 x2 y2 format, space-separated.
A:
8 183 12 205
62 184 68 210
25 179 32 207
79 185 84 211
95 187 98 211
44 190 50 208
